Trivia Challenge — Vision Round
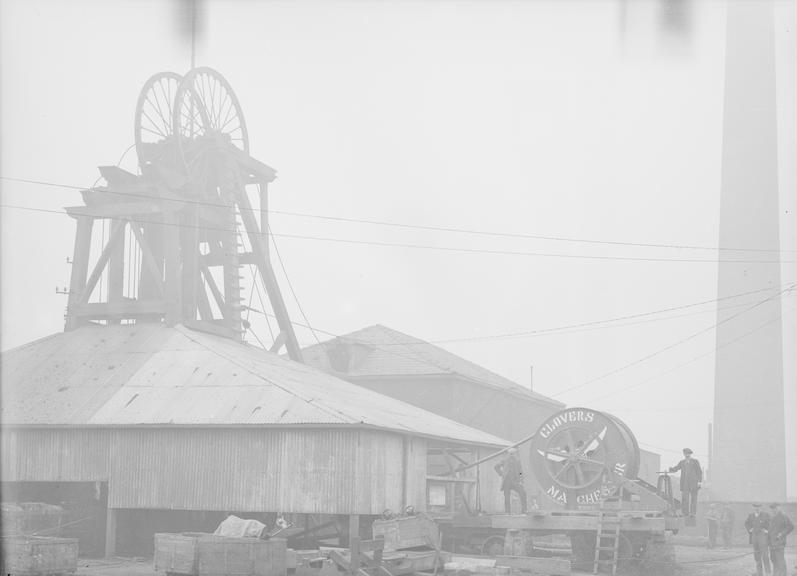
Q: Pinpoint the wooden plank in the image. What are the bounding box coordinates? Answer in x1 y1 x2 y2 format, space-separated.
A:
137 219 164 309
426 474 477 483
66 202 166 218
201 251 257 267
130 223 166 300
105 508 117 558
350 514 360 576
235 183 304 361
220 205 242 336
65 215 93 330
107 219 126 324
488 514 665 533
162 211 181 325
71 300 169 317
495 555 571 575
181 207 200 321
199 261 226 314
229 146 278 182
77 219 127 305
183 319 236 340
195 273 214 321
260 180 270 263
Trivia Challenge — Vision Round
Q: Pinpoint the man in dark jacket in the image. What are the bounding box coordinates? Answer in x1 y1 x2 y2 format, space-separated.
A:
745 503 772 576
668 448 702 517
768 503 794 576
495 447 527 514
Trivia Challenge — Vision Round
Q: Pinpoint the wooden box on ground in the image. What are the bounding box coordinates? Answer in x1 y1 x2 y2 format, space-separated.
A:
154 532 287 576
371 516 440 551
2 502 65 537
1 536 79 575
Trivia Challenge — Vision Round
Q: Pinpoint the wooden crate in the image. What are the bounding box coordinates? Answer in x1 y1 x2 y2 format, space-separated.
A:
2 502 64 537
155 532 287 576
371 516 440 551
1 536 79 575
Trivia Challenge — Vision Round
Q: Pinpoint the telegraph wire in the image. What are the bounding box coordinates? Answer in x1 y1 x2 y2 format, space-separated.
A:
585 304 792 405
267 223 323 347
4 202 795 376
1 202 794 266
1 175 794 257
265 207 793 254
550 282 796 399
5 199 794 381
416 283 794 344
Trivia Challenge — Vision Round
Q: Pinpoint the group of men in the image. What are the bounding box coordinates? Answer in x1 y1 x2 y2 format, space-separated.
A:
743 502 794 576
668 447 794 576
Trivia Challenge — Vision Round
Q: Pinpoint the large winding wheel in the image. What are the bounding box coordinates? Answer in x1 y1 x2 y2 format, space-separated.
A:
171 67 249 195
135 71 183 168
530 408 640 508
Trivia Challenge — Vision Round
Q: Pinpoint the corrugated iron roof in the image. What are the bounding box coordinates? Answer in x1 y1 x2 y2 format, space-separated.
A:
301 324 564 407
0 324 508 446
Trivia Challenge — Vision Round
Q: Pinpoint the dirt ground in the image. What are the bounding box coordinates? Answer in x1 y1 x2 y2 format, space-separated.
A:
73 545 797 576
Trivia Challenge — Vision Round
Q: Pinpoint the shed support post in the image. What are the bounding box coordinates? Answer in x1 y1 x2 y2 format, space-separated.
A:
349 514 360 575
105 508 117 558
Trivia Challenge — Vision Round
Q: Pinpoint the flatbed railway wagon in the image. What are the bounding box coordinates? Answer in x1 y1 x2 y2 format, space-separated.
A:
434 407 681 573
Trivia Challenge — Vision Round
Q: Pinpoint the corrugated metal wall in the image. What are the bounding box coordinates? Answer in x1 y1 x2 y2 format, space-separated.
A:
105 428 409 514
5 427 507 515
1 428 111 481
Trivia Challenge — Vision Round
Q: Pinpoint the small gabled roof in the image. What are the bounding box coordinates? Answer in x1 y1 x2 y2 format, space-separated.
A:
0 324 508 447
301 324 564 407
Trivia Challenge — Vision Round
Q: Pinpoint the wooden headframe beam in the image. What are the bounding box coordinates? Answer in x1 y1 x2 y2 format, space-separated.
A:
199 261 227 317
77 220 127 305
65 215 94 330
235 182 304 362
130 224 166 299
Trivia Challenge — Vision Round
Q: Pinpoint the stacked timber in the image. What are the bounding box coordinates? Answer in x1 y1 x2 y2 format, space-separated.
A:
0 535 79 575
154 532 287 576
443 555 570 576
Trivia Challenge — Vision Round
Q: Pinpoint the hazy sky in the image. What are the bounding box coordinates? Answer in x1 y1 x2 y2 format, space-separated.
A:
2 0 795 495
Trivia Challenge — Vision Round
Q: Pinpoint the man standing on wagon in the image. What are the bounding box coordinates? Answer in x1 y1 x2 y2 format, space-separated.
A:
495 447 527 514
668 448 703 518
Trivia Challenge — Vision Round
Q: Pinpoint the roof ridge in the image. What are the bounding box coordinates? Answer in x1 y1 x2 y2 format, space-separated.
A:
175 326 352 425
363 325 528 390
306 324 560 404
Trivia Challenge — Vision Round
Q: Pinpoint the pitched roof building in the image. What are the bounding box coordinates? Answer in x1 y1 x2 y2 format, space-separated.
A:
302 324 564 441
2 323 509 556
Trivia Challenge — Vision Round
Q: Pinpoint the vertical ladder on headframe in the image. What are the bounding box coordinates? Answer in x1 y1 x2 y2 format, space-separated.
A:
593 502 621 575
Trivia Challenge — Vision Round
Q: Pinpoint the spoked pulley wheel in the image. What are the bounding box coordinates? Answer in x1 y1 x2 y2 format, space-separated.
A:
530 408 640 508
172 67 249 185
134 71 183 168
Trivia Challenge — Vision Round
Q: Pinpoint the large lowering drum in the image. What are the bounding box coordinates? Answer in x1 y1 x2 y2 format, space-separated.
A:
530 408 640 508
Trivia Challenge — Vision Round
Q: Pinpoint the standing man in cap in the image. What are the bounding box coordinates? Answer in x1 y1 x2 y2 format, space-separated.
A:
668 448 703 518
768 503 794 576
495 447 527 514
745 503 772 576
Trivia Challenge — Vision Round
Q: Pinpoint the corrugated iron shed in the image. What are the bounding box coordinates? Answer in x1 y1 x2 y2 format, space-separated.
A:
301 324 564 407
1 324 507 447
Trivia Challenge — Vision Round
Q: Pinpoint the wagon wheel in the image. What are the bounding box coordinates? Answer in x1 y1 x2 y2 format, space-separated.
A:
172 67 249 191
537 425 610 491
481 535 505 557
134 71 183 168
